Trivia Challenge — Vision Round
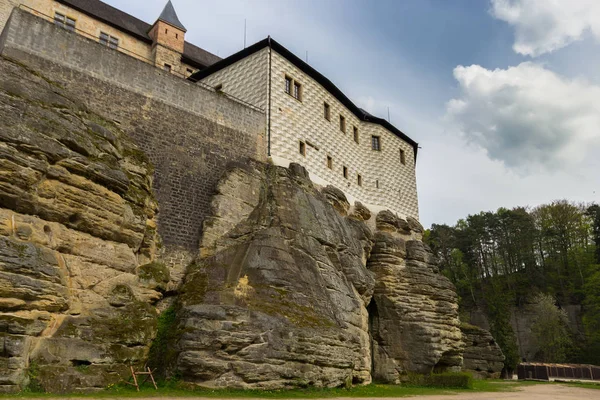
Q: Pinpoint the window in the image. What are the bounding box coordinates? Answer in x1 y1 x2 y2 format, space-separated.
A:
324 102 330 121
165 28 168 34
164 64 172 72
327 155 333 169
400 148 406 165
299 141 306 156
176 33 179 39
375 179 379 189
357 174 362 186
293 81 302 101
340 115 346 133
54 13 75 31
353 126 359 143
99 32 119 49
371 135 381 151
343 166 348 179
285 76 292 95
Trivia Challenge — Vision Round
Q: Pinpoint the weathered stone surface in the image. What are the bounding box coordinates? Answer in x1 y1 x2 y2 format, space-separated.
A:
350 202 371 221
461 323 504 378
0 57 161 392
178 162 374 388
368 230 464 382
322 185 350 216
173 161 465 388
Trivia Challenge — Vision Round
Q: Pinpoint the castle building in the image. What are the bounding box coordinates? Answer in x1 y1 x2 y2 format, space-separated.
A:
0 0 220 77
0 0 420 219
191 40 420 219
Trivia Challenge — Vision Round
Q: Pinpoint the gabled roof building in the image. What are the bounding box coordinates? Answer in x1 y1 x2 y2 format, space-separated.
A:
191 38 420 219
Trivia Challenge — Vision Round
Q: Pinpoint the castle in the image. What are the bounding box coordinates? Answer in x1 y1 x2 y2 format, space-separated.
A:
0 0 419 219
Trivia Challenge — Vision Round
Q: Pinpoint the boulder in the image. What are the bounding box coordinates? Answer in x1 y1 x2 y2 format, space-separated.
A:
461 323 505 378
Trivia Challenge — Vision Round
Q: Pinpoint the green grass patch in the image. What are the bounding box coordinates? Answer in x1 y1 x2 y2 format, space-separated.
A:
0 379 536 398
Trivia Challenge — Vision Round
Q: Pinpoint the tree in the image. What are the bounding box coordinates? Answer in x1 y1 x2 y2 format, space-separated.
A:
528 293 572 363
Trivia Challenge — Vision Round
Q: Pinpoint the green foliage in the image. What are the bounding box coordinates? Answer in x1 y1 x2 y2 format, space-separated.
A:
147 306 179 380
25 361 44 393
429 200 599 365
583 267 600 364
528 293 572 363
404 372 473 389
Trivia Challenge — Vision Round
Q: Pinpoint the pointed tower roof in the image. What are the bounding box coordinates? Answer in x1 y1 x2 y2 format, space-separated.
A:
157 0 186 32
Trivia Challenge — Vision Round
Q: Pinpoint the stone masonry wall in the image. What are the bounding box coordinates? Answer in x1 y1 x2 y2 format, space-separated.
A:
1 8 266 265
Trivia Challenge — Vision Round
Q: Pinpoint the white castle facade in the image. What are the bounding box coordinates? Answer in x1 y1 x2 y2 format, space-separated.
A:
194 39 420 219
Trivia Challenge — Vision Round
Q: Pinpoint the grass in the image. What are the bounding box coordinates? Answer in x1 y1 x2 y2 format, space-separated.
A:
0 380 534 399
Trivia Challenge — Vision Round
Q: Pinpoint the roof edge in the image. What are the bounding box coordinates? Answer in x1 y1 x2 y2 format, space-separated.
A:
189 38 419 160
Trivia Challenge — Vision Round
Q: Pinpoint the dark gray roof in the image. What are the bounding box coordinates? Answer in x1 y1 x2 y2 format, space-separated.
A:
56 0 219 68
157 0 186 32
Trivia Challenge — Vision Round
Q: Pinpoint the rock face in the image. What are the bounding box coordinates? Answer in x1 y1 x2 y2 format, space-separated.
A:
0 57 162 392
173 161 464 388
368 214 463 381
461 324 505 377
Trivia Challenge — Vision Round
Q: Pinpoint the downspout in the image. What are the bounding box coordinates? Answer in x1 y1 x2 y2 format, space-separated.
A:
267 36 272 157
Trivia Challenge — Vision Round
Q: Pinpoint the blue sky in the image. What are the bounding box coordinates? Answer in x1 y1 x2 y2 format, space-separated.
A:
104 0 600 227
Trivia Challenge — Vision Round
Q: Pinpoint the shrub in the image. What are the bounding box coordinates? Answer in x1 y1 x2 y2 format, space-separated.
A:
404 372 473 389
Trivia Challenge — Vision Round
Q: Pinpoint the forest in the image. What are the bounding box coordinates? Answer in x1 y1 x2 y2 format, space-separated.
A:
425 200 600 372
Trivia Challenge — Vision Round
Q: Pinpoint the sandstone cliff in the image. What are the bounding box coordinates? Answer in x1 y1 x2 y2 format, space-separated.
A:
171 161 464 388
0 54 465 392
0 57 163 392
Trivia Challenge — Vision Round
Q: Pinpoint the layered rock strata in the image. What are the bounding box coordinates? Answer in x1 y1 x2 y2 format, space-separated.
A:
0 57 162 392
461 323 504 377
173 161 464 388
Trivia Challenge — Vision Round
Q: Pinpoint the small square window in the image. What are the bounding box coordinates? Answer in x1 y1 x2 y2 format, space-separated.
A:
327 155 333 169
324 103 330 121
371 136 381 151
285 76 292 95
293 81 302 101
353 126 359 143
66 17 76 31
299 141 306 156
54 13 75 31
343 166 348 179
340 115 346 133
357 174 362 186
54 12 65 26
400 148 406 165
164 63 172 72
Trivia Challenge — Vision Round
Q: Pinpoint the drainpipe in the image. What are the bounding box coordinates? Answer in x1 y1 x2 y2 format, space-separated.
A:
267 36 272 157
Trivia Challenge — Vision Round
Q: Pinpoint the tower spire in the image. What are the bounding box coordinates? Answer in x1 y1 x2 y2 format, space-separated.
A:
157 0 186 32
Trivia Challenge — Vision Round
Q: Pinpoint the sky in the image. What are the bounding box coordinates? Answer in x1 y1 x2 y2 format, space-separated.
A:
103 0 600 228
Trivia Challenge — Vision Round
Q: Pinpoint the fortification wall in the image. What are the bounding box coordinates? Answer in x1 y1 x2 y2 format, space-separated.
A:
0 8 266 265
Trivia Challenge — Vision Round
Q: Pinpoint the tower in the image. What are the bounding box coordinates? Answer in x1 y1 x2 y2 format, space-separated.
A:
148 0 186 74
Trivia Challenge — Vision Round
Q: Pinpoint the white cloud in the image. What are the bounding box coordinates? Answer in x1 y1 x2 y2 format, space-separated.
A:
491 0 600 56
446 62 600 170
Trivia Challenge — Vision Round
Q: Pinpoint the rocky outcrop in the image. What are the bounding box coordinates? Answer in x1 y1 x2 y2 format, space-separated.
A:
172 161 464 388
461 323 504 377
0 57 162 392
368 214 463 382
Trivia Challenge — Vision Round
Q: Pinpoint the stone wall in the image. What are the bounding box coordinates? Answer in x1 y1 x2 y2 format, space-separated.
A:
1 8 266 263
